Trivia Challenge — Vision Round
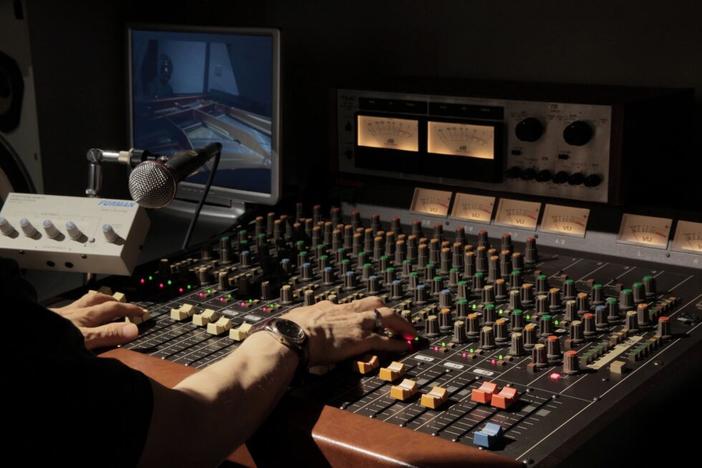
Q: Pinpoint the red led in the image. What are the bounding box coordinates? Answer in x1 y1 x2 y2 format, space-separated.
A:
490 359 497 365
139 278 145 285
178 287 184 293
549 372 561 381
159 283 164 289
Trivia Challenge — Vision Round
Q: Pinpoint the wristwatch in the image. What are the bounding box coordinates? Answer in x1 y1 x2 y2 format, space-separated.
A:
264 318 310 373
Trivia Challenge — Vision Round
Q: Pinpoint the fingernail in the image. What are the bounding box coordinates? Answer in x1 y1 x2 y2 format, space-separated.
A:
121 323 139 339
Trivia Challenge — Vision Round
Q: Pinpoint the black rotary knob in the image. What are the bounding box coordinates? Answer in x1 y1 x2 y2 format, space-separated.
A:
584 174 602 187
567 172 585 185
505 167 523 179
521 168 537 181
535 170 552 182
515 117 544 142
563 121 593 146
553 171 569 184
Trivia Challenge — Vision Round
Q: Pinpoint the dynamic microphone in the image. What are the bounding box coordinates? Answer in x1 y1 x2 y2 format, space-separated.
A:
128 142 222 209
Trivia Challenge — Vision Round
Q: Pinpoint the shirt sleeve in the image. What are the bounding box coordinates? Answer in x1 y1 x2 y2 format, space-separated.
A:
8 297 154 467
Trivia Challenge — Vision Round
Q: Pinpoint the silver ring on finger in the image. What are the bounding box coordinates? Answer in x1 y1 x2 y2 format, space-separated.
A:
373 308 384 334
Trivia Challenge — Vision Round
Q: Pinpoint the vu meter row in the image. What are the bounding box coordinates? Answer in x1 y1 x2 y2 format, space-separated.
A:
409 187 702 254
101 204 702 464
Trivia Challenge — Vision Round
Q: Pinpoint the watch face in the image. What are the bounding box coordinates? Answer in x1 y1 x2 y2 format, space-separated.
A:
275 319 305 343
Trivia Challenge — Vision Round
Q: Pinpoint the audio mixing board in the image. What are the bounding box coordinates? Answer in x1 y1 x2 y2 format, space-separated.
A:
84 205 702 466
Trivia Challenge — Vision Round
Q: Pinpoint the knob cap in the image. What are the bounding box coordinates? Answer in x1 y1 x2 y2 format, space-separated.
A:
452 320 467 343
20 218 40 239
563 121 593 146
553 171 569 184
425 315 439 338
510 309 525 331
480 325 496 350
584 174 602 187
567 172 585 185
505 166 523 179
563 350 580 375
531 343 548 368
515 117 544 142
521 168 537 181
494 318 509 343
0 217 18 237
535 170 552 182
42 220 61 240
102 224 121 244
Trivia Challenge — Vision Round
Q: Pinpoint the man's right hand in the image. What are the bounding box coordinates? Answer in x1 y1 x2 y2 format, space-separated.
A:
281 296 417 366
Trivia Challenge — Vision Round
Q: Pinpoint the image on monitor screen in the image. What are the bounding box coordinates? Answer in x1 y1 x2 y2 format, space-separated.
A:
128 26 279 204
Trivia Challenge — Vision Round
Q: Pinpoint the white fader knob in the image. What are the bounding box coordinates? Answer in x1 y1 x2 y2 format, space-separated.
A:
20 218 40 239
65 221 86 242
102 224 123 244
42 220 62 240
0 217 18 238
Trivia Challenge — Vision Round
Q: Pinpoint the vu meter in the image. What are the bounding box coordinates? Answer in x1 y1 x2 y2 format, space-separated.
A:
451 193 495 224
357 115 419 152
672 220 702 253
618 214 672 249
410 188 452 217
427 121 495 159
540 204 590 238
495 199 541 231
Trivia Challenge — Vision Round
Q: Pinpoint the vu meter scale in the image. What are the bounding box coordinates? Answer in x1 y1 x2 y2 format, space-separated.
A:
427 122 495 159
618 214 672 249
357 115 419 151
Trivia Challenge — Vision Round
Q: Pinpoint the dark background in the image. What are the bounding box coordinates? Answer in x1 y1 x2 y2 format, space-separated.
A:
19 0 702 206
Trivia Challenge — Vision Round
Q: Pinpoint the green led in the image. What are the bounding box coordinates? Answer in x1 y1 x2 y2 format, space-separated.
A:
526 315 531 320
498 354 503 360
472 304 477 310
148 275 153 281
414 336 419 341
441 342 446 347
167 280 172 286
469 348 475 353
499 310 504 315
554 320 560 325
187 284 192 290
248 299 253 303
207 289 212 294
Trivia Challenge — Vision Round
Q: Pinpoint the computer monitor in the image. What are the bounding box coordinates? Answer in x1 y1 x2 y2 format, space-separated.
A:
127 25 280 218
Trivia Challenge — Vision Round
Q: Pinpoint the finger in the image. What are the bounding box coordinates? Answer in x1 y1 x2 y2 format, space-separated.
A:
74 291 116 308
78 302 147 327
365 334 410 354
346 296 384 313
376 307 417 338
80 322 139 350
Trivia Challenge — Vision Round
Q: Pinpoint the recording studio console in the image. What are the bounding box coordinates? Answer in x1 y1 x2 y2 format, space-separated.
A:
80 203 702 466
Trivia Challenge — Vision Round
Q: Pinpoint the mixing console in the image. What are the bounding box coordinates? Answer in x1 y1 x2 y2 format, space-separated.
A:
92 204 702 465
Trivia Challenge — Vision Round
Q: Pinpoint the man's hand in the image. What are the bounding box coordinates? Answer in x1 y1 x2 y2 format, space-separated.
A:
51 291 147 350
281 296 417 366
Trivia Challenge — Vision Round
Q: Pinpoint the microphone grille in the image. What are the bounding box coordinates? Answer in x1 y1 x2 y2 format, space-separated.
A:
128 161 177 209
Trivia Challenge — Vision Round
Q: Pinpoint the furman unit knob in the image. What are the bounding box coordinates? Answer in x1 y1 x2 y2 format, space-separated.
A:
509 332 525 356
523 323 538 349
531 343 548 368
563 350 580 375
546 335 562 362
425 315 439 338
466 313 481 337
510 309 525 331
494 318 509 343
64 221 86 242
19 218 39 239
515 117 544 142
102 224 121 244
656 316 672 340
563 120 594 146
452 320 467 343
42 220 62 240
480 326 496 350
0 217 18 238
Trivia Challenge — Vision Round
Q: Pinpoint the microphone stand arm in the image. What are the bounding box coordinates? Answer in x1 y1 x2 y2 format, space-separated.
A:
85 148 157 197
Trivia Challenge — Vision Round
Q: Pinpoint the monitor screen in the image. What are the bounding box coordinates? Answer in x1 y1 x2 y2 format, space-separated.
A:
128 25 280 208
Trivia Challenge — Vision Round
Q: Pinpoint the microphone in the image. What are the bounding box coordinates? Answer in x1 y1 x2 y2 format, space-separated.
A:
128 142 222 209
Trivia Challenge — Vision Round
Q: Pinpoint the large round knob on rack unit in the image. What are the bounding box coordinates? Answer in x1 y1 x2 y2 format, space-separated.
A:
553 171 569 184
535 170 552 182
515 117 544 142
505 167 523 179
563 120 594 146
584 174 603 187
567 172 585 186
520 168 537 181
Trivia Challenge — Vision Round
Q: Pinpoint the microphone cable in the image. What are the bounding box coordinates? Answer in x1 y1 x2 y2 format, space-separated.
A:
181 149 222 252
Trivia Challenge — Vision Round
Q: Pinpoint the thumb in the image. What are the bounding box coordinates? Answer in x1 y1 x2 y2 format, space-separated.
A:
81 322 140 350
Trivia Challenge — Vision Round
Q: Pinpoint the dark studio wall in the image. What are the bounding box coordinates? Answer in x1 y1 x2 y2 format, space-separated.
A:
16 0 702 208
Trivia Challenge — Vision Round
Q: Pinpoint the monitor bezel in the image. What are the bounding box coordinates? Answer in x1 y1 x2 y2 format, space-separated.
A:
126 23 281 209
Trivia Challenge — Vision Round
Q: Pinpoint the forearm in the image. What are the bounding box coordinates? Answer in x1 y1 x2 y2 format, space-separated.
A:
138 331 297 467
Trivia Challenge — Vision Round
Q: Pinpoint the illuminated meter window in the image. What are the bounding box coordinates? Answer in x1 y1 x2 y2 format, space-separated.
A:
356 115 419 152
427 121 495 159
